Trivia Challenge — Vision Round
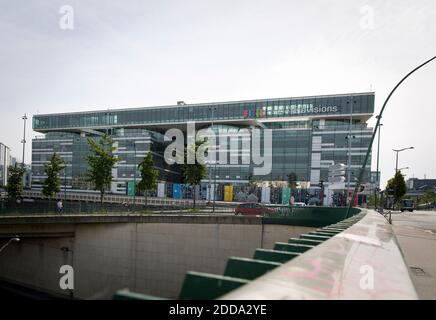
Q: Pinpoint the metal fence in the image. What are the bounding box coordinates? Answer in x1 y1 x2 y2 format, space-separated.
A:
0 198 212 215
21 190 205 207
262 205 361 228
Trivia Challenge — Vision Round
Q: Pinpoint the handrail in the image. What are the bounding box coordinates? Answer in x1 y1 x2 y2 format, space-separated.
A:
220 209 418 300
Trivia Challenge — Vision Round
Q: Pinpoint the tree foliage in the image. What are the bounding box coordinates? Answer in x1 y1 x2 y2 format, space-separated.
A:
5 163 25 201
42 153 65 199
419 189 436 205
366 194 376 208
137 152 159 207
86 134 119 204
182 140 207 208
287 172 298 189
385 170 407 205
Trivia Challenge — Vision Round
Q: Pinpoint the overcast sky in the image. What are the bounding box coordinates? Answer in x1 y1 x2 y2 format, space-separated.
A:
0 0 435 188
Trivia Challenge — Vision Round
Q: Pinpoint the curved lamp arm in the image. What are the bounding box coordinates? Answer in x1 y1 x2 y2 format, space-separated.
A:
346 55 436 218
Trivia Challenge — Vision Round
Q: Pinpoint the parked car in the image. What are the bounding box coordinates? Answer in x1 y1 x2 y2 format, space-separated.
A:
234 202 274 216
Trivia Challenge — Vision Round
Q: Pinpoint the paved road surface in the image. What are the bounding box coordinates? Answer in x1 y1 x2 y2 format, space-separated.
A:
392 211 436 299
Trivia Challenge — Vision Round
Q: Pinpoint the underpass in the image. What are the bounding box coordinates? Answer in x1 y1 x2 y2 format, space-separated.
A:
0 212 317 299
0 208 427 300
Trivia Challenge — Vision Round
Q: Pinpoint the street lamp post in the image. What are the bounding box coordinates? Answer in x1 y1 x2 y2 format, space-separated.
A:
208 164 212 206
208 107 217 213
21 114 27 167
393 147 414 173
64 163 67 202
207 108 214 206
345 54 436 219
392 147 413 210
346 98 355 201
213 146 218 213
61 144 67 203
133 142 137 208
374 120 383 209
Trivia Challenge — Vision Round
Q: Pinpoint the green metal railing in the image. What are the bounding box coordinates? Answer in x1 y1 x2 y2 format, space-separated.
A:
262 205 360 228
0 199 226 216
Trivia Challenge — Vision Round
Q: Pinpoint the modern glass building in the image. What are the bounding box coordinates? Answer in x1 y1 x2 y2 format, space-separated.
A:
31 92 374 199
0 142 11 188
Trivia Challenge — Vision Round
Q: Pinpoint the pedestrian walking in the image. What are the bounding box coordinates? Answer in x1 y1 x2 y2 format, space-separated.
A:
57 199 63 214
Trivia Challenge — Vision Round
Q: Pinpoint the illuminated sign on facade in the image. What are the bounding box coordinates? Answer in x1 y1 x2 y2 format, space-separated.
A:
243 104 339 119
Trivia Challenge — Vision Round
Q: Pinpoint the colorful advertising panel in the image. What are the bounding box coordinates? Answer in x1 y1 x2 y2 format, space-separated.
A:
282 187 291 205
224 185 233 202
173 183 182 199
127 181 135 197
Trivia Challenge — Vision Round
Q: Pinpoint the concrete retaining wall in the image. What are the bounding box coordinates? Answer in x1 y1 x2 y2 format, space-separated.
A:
0 215 313 299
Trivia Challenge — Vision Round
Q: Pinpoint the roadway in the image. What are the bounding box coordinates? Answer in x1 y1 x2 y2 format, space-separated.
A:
392 210 436 299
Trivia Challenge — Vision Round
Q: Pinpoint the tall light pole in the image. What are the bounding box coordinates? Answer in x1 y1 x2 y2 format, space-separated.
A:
392 147 414 210
346 54 436 218
64 159 67 202
21 114 27 167
213 145 218 213
133 142 137 208
374 120 383 209
393 147 414 173
346 97 356 203
208 106 218 213
60 143 68 203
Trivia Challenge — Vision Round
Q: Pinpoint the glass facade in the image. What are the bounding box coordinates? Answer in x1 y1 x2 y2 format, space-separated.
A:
33 94 374 131
31 92 375 195
31 130 179 194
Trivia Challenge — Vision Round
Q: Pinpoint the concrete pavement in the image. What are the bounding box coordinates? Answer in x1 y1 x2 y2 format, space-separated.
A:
392 211 436 299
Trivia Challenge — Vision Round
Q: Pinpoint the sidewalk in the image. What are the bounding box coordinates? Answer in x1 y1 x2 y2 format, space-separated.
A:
392 211 436 299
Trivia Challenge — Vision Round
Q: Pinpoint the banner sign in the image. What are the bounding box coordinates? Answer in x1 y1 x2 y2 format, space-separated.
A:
261 187 271 204
127 181 135 197
224 185 233 202
157 183 165 198
282 187 291 205
243 104 339 119
173 183 181 199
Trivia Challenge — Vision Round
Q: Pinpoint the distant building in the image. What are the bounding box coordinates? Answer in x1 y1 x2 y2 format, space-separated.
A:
0 142 11 188
406 178 436 196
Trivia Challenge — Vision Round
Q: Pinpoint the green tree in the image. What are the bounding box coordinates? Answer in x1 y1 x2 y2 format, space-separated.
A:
247 174 259 193
5 164 25 201
385 170 407 208
137 152 159 207
420 189 436 206
86 134 119 204
366 194 376 209
183 140 207 208
42 153 65 201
